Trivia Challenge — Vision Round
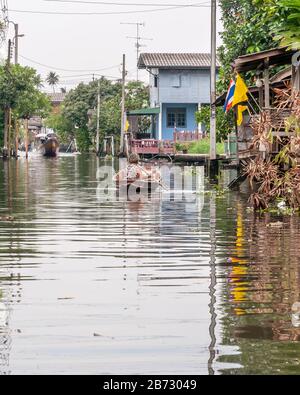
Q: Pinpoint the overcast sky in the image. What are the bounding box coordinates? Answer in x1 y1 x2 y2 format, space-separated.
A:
1 0 223 91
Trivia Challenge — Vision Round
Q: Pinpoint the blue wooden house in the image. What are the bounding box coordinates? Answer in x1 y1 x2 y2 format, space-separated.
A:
137 53 219 142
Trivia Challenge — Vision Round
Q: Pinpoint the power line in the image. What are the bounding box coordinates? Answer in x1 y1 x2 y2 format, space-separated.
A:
58 73 120 80
9 3 210 15
19 54 120 72
44 0 210 6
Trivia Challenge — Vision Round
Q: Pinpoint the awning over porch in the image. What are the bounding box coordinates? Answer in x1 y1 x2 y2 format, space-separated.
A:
127 107 160 116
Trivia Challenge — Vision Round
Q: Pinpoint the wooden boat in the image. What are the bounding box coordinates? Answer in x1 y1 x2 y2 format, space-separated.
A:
115 164 164 194
42 137 59 157
117 178 161 194
37 133 60 157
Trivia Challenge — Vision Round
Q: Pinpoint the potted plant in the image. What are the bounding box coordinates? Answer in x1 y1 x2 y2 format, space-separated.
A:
182 143 189 154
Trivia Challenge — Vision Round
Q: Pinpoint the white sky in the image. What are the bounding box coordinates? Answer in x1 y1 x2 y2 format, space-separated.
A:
1 0 223 91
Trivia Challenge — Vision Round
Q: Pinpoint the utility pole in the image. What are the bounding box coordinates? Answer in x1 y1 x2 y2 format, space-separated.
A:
96 79 101 156
3 39 12 159
14 23 19 65
121 22 152 81
210 0 217 161
120 54 126 154
8 21 24 65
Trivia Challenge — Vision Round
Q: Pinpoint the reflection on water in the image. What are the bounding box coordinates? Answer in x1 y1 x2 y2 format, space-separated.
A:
0 155 300 374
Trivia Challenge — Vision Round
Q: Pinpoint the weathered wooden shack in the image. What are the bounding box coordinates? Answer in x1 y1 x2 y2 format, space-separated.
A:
218 47 300 161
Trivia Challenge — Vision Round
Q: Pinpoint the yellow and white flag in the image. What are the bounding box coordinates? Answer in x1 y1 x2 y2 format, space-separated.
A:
125 119 130 133
237 105 248 126
232 74 249 107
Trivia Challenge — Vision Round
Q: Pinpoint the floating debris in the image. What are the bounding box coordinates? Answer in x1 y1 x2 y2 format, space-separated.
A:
93 333 104 337
0 303 8 327
0 216 15 222
277 201 287 210
267 222 284 228
292 303 300 328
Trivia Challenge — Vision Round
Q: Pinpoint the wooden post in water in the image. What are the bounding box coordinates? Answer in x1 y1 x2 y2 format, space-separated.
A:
3 108 9 159
96 79 101 156
25 119 29 159
111 137 115 157
120 54 126 155
8 108 12 159
15 120 19 159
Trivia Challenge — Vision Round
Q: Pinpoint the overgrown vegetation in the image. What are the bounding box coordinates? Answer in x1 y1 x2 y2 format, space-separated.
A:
0 64 51 149
245 89 300 210
175 138 225 155
195 104 234 142
218 0 287 91
276 0 300 49
46 78 149 152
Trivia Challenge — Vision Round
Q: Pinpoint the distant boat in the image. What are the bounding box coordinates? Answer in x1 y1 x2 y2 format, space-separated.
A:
36 132 60 157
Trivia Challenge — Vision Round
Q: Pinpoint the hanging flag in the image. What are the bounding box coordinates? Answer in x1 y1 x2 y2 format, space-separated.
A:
232 74 249 107
237 105 248 126
224 78 236 113
125 119 130 133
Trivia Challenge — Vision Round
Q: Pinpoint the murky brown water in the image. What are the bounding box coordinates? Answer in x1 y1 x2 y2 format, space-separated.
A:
1 155 300 375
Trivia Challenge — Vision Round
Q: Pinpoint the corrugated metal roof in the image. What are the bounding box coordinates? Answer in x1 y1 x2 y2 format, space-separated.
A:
138 53 220 69
47 92 66 103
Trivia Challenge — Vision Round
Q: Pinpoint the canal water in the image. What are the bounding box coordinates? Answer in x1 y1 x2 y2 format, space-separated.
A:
1 155 300 375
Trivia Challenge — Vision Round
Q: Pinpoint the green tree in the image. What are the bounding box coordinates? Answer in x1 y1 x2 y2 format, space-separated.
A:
195 105 234 142
218 0 287 91
57 77 149 152
277 0 300 49
0 65 51 146
45 111 73 144
46 71 60 93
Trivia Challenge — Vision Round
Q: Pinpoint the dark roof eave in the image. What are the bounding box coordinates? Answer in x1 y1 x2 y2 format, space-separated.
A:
127 107 160 116
234 47 296 72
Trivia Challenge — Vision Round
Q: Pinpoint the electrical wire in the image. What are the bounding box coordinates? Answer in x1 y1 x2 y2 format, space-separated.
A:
44 0 210 6
59 73 122 78
9 2 210 15
19 54 121 73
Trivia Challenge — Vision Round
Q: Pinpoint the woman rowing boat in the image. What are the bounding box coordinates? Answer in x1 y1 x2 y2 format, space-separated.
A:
114 153 163 191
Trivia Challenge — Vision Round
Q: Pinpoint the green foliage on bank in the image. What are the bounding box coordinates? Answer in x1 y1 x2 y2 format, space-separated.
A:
45 78 149 152
0 64 51 149
218 0 287 91
277 0 300 49
0 65 51 118
188 139 225 155
195 105 234 143
176 138 225 155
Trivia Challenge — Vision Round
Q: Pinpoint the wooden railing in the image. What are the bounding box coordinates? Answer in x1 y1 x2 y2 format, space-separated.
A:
174 130 203 143
251 108 293 133
131 139 174 155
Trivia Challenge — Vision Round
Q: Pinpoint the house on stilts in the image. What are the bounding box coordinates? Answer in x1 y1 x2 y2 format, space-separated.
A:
216 47 300 162
126 53 220 156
